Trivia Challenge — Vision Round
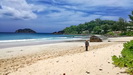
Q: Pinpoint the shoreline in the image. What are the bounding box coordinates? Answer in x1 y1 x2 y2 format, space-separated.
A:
0 40 83 49
0 41 62 49
1 35 132 49
0 38 87 49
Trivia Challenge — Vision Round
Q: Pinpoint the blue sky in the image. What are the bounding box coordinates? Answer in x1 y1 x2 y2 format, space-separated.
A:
0 0 133 33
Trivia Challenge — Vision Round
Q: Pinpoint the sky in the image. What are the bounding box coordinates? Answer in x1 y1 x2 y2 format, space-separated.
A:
0 0 133 33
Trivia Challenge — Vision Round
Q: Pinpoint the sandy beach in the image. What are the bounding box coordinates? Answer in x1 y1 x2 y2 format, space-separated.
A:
0 37 133 75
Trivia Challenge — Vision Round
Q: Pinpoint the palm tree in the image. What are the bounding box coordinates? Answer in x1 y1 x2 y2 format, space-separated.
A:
128 11 133 31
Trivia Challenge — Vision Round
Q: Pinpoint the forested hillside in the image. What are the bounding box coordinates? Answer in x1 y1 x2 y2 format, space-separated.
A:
61 11 133 36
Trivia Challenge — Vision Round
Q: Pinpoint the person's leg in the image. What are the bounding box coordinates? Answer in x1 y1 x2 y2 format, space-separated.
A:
86 46 88 51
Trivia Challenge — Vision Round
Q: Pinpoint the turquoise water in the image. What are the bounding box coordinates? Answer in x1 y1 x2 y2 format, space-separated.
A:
0 33 88 42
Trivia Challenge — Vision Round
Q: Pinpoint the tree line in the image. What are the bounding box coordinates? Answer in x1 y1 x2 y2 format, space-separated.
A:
61 11 133 36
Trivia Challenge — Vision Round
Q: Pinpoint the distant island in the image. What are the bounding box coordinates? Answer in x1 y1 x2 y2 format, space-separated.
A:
15 28 36 33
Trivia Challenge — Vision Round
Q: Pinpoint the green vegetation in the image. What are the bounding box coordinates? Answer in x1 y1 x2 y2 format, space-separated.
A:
63 19 117 34
119 31 133 36
112 40 133 75
107 32 115 36
61 11 133 36
127 11 133 32
15 28 36 33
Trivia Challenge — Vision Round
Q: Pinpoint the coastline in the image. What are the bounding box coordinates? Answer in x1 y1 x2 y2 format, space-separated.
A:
0 36 133 75
0 40 63 49
0 34 87 49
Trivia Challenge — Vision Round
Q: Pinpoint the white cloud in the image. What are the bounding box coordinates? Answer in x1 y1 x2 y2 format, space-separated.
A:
43 7 118 25
0 0 44 20
101 16 119 20
56 0 133 8
41 0 132 24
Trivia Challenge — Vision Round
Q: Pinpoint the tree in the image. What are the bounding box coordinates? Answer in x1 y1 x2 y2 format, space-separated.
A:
93 26 101 34
63 25 78 34
117 17 127 32
128 11 133 31
111 23 119 31
101 24 110 34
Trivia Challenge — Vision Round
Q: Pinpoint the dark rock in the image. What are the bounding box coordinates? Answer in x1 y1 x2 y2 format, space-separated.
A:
15 28 36 33
108 40 111 42
90 36 102 42
108 62 110 63
99 69 103 71
120 71 127 73
53 31 64 34
86 71 90 74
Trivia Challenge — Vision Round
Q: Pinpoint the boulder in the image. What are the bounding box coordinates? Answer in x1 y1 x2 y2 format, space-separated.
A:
90 36 102 42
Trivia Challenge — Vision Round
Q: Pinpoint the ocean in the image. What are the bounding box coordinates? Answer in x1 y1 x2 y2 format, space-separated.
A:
0 33 88 43
0 33 89 48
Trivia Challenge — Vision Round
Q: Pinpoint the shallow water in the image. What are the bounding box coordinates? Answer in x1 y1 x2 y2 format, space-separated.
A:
0 33 89 48
0 33 89 42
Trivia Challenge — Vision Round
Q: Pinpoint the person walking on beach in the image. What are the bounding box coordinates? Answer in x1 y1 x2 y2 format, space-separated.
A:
85 40 89 51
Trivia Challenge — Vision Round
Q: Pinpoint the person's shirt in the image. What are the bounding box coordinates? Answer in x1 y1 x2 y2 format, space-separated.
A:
85 41 89 46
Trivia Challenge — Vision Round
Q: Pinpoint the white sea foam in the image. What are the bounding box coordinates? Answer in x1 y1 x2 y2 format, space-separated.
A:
0 39 37 43
0 36 84 43
38 37 68 40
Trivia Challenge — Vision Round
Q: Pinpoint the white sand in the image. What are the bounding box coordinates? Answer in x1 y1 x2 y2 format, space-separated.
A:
9 43 127 75
108 36 133 42
0 36 133 75
0 42 106 59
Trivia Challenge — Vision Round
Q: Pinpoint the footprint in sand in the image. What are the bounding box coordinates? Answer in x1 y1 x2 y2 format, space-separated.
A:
56 61 59 63
6 51 13 53
20 50 23 51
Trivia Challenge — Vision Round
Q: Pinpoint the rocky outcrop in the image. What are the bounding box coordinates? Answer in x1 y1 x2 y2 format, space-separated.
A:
53 31 64 34
90 36 102 42
15 28 36 33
